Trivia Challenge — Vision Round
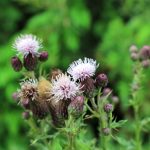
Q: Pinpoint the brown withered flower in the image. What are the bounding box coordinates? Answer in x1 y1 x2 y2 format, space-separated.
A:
18 78 49 119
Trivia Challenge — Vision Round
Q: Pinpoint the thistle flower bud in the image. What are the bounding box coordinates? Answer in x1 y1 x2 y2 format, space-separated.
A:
21 99 30 109
129 45 138 53
95 73 108 87
12 92 19 102
104 103 113 113
141 59 150 68
39 51 48 62
103 88 112 96
130 52 139 61
68 96 84 116
81 77 95 96
23 53 38 71
132 83 140 91
139 46 150 60
102 128 111 136
11 56 22 72
22 111 30 120
111 96 119 104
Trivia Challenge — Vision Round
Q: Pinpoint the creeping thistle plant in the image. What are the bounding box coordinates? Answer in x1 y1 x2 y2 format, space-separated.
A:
129 45 150 150
11 34 126 150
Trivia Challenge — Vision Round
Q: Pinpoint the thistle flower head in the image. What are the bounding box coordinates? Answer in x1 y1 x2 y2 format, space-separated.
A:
67 57 99 81
50 74 81 102
19 78 38 101
13 34 42 56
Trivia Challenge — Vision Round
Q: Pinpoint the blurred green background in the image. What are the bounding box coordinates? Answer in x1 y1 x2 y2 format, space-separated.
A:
0 0 150 149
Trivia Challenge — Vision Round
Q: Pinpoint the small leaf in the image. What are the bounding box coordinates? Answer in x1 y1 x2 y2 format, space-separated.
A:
114 136 133 149
111 120 127 129
141 117 150 126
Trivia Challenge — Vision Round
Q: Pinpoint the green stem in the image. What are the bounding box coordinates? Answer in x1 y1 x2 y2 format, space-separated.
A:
131 62 143 150
99 117 108 150
66 115 76 150
68 133 75 150
134 106 142 150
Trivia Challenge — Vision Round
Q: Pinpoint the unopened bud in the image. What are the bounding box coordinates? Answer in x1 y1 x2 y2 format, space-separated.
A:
11 56 22 72
22 111 30 120
68 96 84 116
129 45 138 53
21 99 30 109
81 77 95 96
130 52 139 61
39 51 48 62
12 92 19 102
103 88 112 96
104 103 113 113
132 83 140 91
95 73 108 87
23 53 37 71
139 46 150 60
102 128 111 136
111 96 119 104
141 59 150 68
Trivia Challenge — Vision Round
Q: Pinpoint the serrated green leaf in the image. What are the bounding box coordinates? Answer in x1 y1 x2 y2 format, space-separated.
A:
111 120 127 129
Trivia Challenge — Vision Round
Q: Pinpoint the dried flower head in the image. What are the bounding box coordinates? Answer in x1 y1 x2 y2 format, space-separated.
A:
67 57 99 81
13 34 42 56
37 77 51 100
50 74 81 102
18 78 38 102
49 69 63 80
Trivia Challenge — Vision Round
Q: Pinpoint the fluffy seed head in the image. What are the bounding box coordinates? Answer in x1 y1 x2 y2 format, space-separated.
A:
67 57 99 81
50 74 81 102
13 34 42 56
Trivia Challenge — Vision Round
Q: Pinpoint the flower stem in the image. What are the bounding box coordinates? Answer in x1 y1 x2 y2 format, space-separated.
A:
134 106 142 150
99 118 108 150
131 62 143 150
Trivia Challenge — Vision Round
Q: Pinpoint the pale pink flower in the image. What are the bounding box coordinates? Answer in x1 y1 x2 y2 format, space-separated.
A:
13 34 42 56
50 74 80 102
67 57 99 81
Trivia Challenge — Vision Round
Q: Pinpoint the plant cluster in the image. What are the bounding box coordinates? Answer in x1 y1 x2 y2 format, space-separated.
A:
11 34 125 150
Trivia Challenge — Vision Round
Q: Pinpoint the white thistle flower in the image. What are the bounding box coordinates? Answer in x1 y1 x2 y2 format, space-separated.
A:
50 74 80 102
13 34 42 56
67 57 99 81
